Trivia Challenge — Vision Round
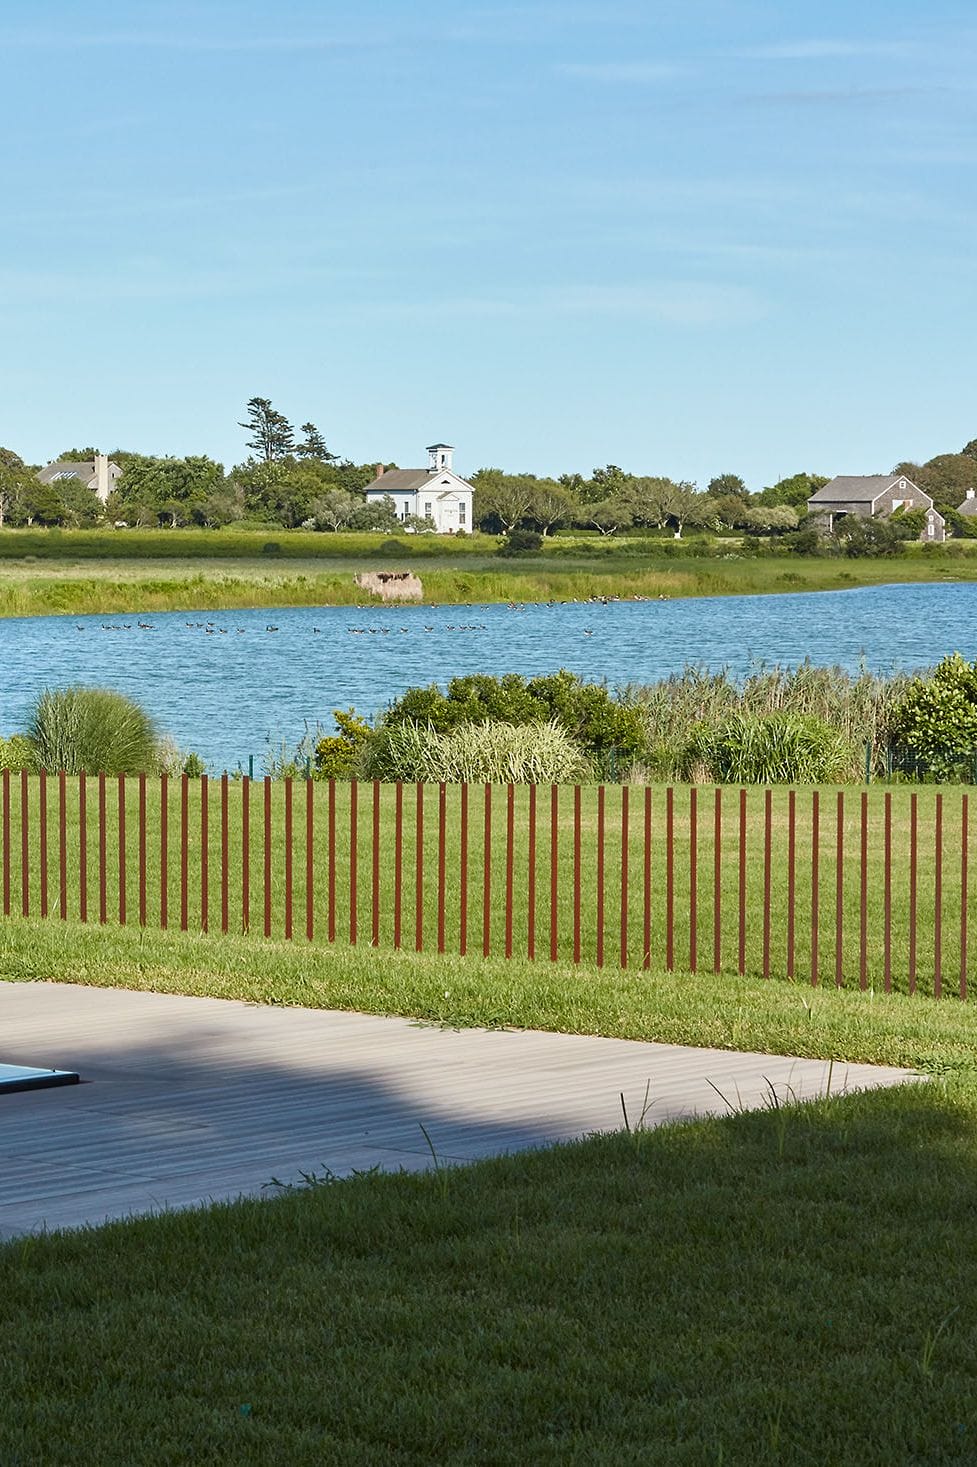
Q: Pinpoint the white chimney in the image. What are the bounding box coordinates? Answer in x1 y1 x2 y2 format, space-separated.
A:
94 452 111 504
967 488 975 501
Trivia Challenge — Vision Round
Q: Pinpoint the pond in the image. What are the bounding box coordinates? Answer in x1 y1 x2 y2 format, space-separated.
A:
1 583 974 771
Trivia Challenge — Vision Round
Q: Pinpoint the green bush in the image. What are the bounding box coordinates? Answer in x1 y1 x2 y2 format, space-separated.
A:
0 734 38 772
25 687 160 774
681 711 852 784
364 719 588 785
889 654 977 782
498 529 542 556
314 709 374 779
382 671 645 776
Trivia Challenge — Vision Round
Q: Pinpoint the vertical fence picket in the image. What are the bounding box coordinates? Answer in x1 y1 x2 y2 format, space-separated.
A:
909 793 918 995
327 779 336 943
39 769 48 919
549 784 558 962
438 782 447 954
263 776 271 939
665 787 674 972
349 779 358 946
619 784 629 970
786 789 796 979
810 790 819 986
459 781 469 956
138 773 147 929
483 783 492 957
961 794 969 1003
528 783 537 962
738 789 747 976
284 776 293 940
220 774 229 935
373 780 382 948
883 791 892 993
505 783 515 960
160 773 168 929
20 769 28 918
834 791 844 988
393 781 403 950
200 775 209 934
306 777 314 943
241 776 250 934
859 791 868 990
572 785 581 964
713 788 722 975
79 772 88 924
762 789 772 979
689 786 698 974
98 772 108 926
58 770 67 921
596 784 605 968
180 774 189 933
2 769 10 918
414 781 424 952
934 792 943 999
643 786 652 971
118 774 126 927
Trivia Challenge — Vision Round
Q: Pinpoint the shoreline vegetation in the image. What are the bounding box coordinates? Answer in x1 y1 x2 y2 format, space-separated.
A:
0 528 976 618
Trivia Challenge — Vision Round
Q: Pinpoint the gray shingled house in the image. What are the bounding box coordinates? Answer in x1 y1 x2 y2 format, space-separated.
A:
807 474 945 543
958 488 977 518
37 452 122 506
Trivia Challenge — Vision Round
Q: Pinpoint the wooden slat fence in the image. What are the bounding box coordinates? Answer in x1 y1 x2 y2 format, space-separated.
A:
0 770 971 999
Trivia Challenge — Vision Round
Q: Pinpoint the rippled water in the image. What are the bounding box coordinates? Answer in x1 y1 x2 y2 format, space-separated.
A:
1 583 974 769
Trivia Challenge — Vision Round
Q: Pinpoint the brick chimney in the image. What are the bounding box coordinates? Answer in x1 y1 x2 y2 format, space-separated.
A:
375 463 384 479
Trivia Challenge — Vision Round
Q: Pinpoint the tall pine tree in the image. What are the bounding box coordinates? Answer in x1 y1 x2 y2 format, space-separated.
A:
238 397 295 462
296 422 337 462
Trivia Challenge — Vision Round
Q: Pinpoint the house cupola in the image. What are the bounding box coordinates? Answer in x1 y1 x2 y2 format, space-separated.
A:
426 443 455 475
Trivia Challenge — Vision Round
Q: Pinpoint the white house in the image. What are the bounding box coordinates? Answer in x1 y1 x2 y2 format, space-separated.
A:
37 452 122 506
364 443 474 534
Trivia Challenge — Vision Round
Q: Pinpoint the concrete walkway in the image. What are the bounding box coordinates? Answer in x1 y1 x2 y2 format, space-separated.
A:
0 981 917 1238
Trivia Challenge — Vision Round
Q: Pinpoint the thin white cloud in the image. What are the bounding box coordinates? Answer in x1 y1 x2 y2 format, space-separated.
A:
735 38 917 61
367 282 763 328
556 60 689 82
0 30 365 52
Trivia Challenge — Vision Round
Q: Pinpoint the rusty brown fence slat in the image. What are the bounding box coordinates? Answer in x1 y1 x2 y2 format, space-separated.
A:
505 783 515 960
438 782 447 955
180 774 189 933
859 791 868 991
738 789 747 976
460 781 469 956
99 772 108 927
835 791 844 988
58 770 67 921
572 784 581 964
549 784 558 962
20 769 28 918
220 773 229 935
374 779 382 949
786 789 796 979
596 784 605 969
1 769 9 919
643 786 652 971
139 773 147 929
483 783 492 958
263 776 272 939
934 792 943 999
78 772 87 924
200 774 209 934
665 786 674 972
241 775 250 934
414 781 424 952
619 784 629 970
118 774 126 927
394 780 403 950
327 779 336 943
961 795 969 1003
810 789 819 987
689 787 698 974
762 788 772 980
528 783 537 962
284 776 293 941
350 778 358 947
306 777 314 943
883 791 892 993
39 769 48 919
909 792 918 995
160 772 168 929
713 787 722 974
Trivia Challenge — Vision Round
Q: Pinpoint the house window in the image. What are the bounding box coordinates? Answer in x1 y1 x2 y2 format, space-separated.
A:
459 502 466 525
424 502 433 519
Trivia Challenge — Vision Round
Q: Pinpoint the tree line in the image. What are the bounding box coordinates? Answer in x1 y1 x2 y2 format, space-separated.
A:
0 397 975 539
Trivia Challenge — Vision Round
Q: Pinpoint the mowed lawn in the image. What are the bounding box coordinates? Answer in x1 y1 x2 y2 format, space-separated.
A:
1 776 970 995
2 923 977 1462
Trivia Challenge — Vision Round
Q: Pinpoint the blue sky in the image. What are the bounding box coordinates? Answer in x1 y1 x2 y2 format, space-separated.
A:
2 0 975 487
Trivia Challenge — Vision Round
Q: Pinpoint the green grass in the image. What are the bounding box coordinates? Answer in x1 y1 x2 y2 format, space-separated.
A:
3 919 977 1461
0 777 966 996
0 525 975 615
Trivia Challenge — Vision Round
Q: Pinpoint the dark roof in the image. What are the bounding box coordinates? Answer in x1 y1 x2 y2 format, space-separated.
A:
38 459 96 484
364 469 431 493
958 494 977 516
807 475 913 506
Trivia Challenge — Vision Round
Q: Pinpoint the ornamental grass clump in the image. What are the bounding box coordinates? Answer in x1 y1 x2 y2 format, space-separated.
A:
681 710 852 785
26 687 160 774
364 719 587 785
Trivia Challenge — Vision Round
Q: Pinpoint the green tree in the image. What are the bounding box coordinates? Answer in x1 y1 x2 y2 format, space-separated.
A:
526 481 577 536
890 654 977 781
296 423 337 462
471 469 538 532
238 397 295 462
117 456 225 528
587 498 633 535
707 472 747 496
894 455 976 510
758 472 828 509
305 489 358 531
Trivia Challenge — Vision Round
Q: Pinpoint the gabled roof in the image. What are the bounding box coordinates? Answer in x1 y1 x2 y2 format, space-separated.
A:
807 474 919 505
365 470 431 492
37 458 121 487
958 493 977 516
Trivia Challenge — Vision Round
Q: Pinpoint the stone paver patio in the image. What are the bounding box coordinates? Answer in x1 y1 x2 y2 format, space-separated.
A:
0 980 917 1238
